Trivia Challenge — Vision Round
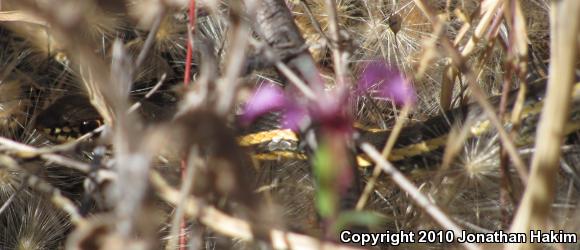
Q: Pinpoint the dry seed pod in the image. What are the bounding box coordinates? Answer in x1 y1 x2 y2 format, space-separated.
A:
0 196 70 249
350 0 447 118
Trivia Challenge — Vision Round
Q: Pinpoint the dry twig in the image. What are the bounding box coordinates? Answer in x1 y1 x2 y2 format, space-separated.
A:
359 142 481 250
509 0 580 247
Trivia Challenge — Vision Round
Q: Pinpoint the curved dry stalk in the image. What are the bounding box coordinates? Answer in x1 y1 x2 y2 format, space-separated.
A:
0 10 45 24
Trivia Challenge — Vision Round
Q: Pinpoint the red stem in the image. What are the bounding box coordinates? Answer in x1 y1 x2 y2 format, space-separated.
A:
183 0 196 87
180 0 196 249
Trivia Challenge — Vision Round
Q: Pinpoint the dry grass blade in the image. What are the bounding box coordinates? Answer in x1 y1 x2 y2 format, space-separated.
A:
509 0 580 247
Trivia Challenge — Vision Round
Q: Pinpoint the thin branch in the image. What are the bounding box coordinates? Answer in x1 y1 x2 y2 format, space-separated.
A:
127 73 167 113
0 182 25 216
135 7 166 70
324 0 347 87
166 149 199 250
216 0 254 115
359 142 481 250
0 137 91 173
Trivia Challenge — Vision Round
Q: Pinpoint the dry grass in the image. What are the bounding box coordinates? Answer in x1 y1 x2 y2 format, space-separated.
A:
0 0 578 249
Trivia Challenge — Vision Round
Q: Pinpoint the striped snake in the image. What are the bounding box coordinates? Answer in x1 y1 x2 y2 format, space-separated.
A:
35 80 580 171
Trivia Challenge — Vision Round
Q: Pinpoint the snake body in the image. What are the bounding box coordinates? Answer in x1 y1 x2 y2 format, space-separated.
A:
35 80 580 171
240 80 580 169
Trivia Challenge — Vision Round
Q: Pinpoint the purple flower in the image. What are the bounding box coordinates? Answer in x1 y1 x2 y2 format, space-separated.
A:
358 60 417 106
241 81 352 133
283 102 309 131
241 82 287 124
243 60 416 132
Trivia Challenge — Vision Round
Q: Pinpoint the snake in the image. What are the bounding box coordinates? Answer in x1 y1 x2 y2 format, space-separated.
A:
240 80 580 169
34 80 580 171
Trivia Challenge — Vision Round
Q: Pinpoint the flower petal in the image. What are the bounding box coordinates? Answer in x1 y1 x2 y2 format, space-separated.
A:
358 60 417 106
242 83 286 124
282 103 309 131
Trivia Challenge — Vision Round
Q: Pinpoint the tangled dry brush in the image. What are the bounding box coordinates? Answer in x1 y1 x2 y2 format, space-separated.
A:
0 0 579 249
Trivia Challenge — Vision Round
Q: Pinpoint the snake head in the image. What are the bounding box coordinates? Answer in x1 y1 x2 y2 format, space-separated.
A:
35 95 102 143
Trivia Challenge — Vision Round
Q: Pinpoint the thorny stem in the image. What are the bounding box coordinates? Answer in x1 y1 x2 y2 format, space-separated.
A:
183 0 196 87
167 149 199 250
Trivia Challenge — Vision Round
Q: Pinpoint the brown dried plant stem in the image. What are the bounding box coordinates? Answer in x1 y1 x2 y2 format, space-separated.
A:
509 0 580 246
166 149 198 250
149 171 364 250
359 142 481 250
216 0 255 115
433 0 502 110
249 0 318 98
0 137 91 173
498 0 530 225
324 0 347 87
